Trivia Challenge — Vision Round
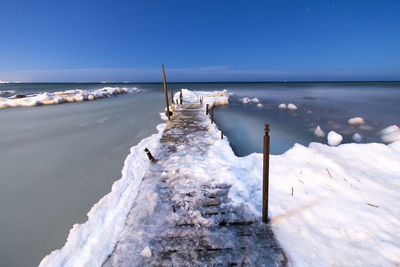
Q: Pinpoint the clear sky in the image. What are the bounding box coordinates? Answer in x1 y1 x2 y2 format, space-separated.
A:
0 0 399 82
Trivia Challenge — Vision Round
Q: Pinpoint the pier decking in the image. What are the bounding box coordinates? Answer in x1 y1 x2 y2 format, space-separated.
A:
103 102 286 266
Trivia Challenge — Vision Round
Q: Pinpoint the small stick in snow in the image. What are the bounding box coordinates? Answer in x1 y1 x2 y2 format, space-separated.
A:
298 179 304 184
291 187 294 196
326 168 333 178
366 203 379 208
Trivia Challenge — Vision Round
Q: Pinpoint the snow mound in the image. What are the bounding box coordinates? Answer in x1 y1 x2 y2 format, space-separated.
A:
314 126 325 137
240 97 259 104
287 103 297 110
352 133 362 142
327 131 343 146
348 117 365 125
256 103 263 108
0 87 140 109
278 103 287 109
379 125 400 143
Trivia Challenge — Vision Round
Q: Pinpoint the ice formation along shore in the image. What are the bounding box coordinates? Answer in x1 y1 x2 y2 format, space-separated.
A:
41 89 400 266
0 87 139 109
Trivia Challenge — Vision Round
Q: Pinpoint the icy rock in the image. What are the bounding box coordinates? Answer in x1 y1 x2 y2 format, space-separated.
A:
352 133 362 142
314 126 325 137
140 246 152 257
327 131 343 146
287 103 297 110
348 117 365 125
278 103 286 109
379 125 400 143
251 97 259 103
240 97 251 104
257 103 263 108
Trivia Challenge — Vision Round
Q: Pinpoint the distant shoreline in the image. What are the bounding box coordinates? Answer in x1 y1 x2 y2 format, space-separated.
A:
1 81 400 84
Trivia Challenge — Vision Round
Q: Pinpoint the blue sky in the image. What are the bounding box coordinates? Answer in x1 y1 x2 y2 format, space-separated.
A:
0 0 399 82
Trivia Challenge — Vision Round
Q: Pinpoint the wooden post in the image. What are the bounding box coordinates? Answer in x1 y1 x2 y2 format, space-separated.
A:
206 104 209 115
221 130 223 139
162 65 171 122
176 99 178 105
262 124 270 223
211 106 214 124
171 89 174 111
180 91 183 105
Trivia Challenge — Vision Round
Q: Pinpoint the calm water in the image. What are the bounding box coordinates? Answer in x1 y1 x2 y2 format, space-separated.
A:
0 82 399 266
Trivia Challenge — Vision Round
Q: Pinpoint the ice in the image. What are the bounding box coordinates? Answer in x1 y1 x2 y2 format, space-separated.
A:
0 87 140 109
348 117 365 125
379 125 400 143
327 131 343 146
240 97 259 104
287 103 297 110
352 133 362 142
313 126 325 137
278 103 287 109
256 103 263 108
140 246 152 257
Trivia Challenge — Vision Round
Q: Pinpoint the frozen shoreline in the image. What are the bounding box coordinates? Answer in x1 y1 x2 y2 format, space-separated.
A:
40 89 400 266
0 87 140 109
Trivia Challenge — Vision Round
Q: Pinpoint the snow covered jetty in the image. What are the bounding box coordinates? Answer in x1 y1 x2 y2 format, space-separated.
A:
103 92 286 266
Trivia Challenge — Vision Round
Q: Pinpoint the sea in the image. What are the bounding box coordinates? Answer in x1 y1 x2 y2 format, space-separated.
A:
0 82 399 266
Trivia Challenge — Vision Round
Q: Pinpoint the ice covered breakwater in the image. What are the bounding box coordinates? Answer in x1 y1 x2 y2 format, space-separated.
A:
0 87 139 109
41 89 400 266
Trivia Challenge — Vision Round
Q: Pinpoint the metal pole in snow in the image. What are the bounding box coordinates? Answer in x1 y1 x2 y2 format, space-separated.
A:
262 124 270 223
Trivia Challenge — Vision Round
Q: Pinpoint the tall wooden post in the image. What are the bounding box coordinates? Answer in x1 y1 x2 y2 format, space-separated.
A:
221 130 223 140
262 124 270 223
211 106 214 124
162 65 171 122
206 104 209 115
171 89 174 111
180 91 183 105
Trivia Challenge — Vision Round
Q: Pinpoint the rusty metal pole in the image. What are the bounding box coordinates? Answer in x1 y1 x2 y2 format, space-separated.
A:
262 124 270 223
206 104 209 115
162 65 171 122
211 106 214 124
180 91 183 105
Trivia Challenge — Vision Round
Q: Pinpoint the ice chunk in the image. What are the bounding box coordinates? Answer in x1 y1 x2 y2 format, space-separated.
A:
314 126 325 137
352 133 362 142
327 131 343 146
140 246 152 257
348 117 365 125
251 97 259 103
257 103 263 108
379 125 400 143
287 103 297 110
278 103 286 109
240 97 250 104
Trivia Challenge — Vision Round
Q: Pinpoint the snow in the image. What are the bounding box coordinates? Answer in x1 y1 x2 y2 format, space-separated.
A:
379 125 400 143
327 131 343 146
140 246 152 257
348 117 365 125
313 126 325 137
256 103 263 108
240 97 259 104
287 103 298 110
352 133 362 142
0 87 140 109
41 89 400 266
278 103 286 109
39 123 166 267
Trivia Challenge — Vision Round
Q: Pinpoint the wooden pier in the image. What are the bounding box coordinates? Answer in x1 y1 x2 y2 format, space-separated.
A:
103 101 287 266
